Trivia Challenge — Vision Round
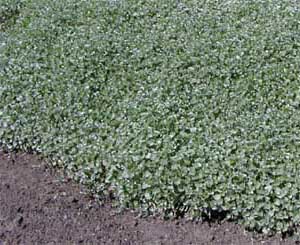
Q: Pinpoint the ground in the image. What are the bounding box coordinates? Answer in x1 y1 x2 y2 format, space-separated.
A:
0 151 297 244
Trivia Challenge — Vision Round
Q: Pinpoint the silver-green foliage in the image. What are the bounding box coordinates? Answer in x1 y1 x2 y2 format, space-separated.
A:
0 0 24 30
1 0 300 234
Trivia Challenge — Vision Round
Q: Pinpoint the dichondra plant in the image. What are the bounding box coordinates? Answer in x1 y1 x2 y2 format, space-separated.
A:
1 0 300 235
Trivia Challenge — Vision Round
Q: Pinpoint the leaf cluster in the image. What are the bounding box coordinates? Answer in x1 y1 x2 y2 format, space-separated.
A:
0 0 24 31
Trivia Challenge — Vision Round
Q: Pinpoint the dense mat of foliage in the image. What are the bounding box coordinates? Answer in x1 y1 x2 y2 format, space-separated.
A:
1 0 300 234
0 0 23 31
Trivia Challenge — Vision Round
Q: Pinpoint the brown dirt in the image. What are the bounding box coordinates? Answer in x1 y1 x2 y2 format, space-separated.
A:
0 151 298 244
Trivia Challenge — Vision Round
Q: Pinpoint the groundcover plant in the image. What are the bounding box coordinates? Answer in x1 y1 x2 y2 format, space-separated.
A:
1 0 300 235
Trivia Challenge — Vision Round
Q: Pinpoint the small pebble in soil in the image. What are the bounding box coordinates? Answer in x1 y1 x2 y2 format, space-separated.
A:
15 216 23 226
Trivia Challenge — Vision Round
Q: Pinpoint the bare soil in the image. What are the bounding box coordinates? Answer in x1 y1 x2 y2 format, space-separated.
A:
0 150 298 244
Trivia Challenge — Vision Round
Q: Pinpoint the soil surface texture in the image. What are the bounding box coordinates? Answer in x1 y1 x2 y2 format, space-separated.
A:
0 151 298 244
